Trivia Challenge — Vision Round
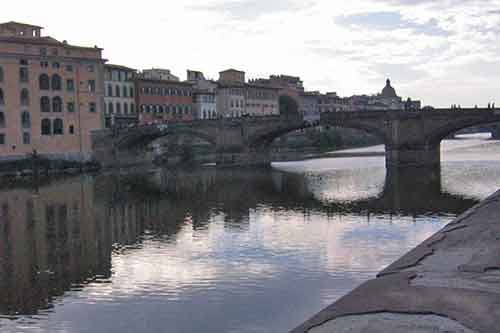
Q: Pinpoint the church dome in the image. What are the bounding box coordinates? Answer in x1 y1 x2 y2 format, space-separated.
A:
381 79 397 98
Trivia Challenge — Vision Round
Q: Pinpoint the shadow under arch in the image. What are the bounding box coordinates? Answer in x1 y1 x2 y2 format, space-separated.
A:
115 127 217 151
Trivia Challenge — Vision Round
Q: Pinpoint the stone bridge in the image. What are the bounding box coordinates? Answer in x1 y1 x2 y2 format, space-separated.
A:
92 108 500 169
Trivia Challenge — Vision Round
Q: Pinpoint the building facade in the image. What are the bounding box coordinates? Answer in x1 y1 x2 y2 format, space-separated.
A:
0 21 105 162
135 77 195 124
187 70 218 120
104 64 137 128
217 69 279 118
300 91 321 123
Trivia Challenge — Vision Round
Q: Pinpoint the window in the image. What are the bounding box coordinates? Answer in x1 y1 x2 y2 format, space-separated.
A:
123 86 127 97
65 65 73 72
0 112 4 128
52 96 62 113
67 102 75 112
87 65 95 72
52 62 60 69
130 103 135 113
107 85 112 97
116 103 121 114
69 125 75 134
40 48 47 56
20 59 28 66
88 80 96 93
53 118 63 135
22 132 30 144
40 61 49 68
21 111 30 129
129 86 134 97
20 89 30 106
124 103 128 114
20 67 29 83
0 88 4 105
41 119 51 135
66 79 74 92
115 85 120 97
89 102 96 113
0 134 4 145
0 66 3 82
40 97 50 112
39 74 50 90
108 102 114 114
51 74 62 90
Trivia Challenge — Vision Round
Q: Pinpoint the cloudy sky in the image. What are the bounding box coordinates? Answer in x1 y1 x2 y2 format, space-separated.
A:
3 0 500 106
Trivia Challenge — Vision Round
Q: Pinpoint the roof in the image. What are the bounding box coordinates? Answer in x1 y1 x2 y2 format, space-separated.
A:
217 81 279 90
0 21 43 29
105 64 137 72
135 77 194 87
219 68 245 74
0 35 103 51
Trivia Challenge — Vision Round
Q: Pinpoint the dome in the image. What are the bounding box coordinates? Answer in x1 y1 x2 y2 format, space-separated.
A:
381 79 397 98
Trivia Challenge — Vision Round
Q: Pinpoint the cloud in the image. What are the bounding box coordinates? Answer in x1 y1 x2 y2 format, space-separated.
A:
371 63 429 84
189 0 312 20
335 11 450 36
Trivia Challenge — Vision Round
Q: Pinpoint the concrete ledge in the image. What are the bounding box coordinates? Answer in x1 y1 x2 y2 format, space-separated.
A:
293 190 500 333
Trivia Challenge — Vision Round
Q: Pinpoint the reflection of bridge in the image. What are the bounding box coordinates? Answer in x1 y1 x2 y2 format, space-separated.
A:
144 167 478 217
0 166 479 316
92 109 500 169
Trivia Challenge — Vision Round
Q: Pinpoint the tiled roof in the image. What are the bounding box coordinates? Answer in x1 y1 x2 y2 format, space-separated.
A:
0 21 43 29
106 64 137 71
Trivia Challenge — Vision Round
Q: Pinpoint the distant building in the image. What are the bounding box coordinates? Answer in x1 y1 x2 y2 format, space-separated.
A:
0 21 105 162
318 92 350 113
187 70 217 120
349 79 421 111
135 77 194 124
217 69 279 118
142 68 179 82
104 64 137 128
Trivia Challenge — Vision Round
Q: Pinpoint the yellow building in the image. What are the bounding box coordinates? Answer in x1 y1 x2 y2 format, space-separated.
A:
0 22 105 162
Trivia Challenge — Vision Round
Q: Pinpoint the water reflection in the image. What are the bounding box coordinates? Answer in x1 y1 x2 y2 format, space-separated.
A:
0 164 483 322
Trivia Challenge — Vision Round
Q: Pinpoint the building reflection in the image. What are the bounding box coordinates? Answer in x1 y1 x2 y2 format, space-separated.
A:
0 165 480 316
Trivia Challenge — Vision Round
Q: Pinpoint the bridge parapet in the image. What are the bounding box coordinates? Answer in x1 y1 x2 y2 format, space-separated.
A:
91 109 500 169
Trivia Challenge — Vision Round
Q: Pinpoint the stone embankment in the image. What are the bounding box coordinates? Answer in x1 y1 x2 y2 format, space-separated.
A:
293 190 500 333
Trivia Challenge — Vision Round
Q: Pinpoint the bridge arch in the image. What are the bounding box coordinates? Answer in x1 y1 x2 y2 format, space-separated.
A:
115 127 217 151
426 118 500 146
247 118 388 150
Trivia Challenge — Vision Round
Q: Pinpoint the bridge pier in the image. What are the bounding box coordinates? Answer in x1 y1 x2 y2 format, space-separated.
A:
386 144 441 168
491 125 500 140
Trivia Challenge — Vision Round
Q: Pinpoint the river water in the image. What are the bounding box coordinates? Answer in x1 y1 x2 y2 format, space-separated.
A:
0 135 499 333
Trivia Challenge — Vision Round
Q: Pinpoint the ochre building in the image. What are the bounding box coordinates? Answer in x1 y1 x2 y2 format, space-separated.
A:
0 22 105 162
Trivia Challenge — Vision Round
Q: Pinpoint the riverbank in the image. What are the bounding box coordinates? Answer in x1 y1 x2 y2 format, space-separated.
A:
293 189 500 333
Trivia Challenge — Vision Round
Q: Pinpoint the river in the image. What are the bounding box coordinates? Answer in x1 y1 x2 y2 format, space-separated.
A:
0 134 499 333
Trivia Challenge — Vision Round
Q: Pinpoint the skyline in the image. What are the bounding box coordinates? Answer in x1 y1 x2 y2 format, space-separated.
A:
3 0 500 107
